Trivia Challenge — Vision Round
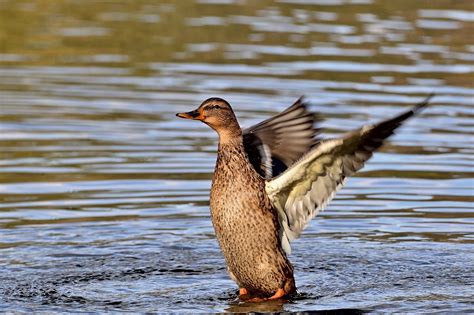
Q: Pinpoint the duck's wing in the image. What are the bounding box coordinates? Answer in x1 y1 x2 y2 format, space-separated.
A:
243 97 321 179
266 95 433 254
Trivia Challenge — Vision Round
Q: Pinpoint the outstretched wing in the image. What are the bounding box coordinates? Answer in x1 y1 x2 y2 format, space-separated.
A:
266 95 433 254
243 97 320 179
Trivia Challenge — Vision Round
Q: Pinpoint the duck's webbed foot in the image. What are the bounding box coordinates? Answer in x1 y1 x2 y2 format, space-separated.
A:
239 288 248 296
268 288 286 300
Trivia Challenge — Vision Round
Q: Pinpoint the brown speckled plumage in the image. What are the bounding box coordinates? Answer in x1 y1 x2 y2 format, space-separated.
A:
210 137 295 296
176 94 433 300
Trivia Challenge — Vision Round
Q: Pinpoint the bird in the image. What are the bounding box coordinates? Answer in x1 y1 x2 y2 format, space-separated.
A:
176 94 433 302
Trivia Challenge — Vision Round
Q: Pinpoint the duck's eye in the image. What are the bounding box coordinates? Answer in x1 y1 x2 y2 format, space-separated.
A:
208 105 221 110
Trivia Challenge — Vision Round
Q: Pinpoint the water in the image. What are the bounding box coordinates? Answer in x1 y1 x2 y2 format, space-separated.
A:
0 0 473 312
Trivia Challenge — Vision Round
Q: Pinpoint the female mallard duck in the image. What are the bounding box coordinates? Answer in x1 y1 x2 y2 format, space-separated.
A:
176 95 433 301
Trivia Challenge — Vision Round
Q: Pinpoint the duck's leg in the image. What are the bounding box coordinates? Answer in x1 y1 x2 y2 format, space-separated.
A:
268 288 286 300
228 268 248 297
239 288 248 296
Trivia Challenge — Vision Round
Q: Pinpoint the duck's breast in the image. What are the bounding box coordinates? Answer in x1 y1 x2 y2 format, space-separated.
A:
209 148 292 293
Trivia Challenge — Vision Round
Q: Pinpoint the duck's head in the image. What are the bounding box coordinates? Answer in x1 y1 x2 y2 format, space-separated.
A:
176 97 241 140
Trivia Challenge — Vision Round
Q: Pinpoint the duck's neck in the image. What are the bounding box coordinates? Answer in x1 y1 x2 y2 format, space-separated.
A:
216 123 242 146
217 135 246 166
214 134 260 183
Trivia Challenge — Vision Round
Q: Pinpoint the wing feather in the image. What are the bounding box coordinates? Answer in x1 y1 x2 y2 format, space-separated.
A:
243 97 321 179
266 95 433 254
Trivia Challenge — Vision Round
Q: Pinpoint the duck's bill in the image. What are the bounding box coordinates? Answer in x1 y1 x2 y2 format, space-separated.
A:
176 110 202 120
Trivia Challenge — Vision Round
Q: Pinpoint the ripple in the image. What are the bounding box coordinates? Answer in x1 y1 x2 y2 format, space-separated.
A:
57 27 111 37
268 61 474 74
416 19 461 30
418 9 474 22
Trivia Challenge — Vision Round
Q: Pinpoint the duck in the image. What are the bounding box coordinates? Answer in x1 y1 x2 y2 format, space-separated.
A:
176 94 433 301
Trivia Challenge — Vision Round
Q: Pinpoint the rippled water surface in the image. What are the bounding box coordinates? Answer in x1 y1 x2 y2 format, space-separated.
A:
0 0 473 313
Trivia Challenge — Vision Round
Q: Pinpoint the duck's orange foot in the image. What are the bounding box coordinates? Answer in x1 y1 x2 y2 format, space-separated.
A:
268 288 286 300
239 288 248 296
246 288 286 303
